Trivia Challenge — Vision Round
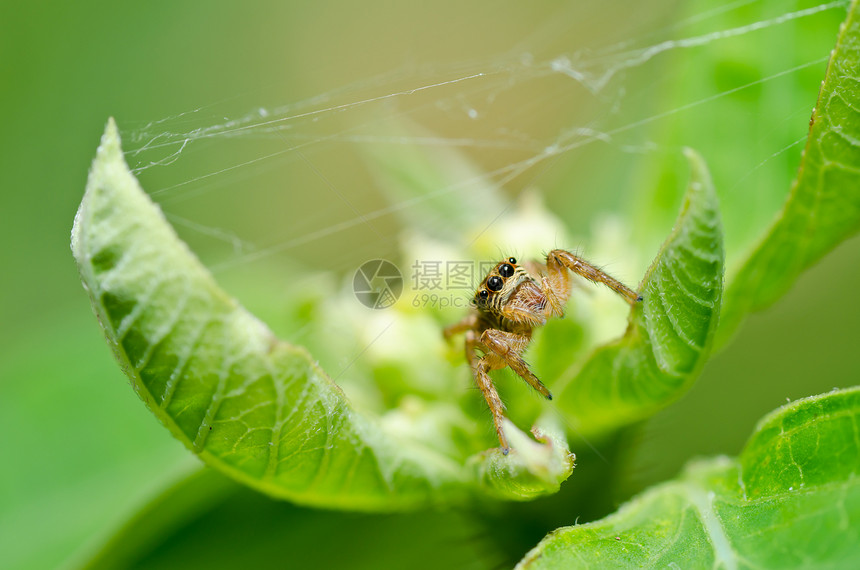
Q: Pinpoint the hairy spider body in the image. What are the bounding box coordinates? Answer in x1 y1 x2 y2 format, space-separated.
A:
444 250 641 454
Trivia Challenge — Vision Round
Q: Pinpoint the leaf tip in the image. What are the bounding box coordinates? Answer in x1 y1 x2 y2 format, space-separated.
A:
72 118 128 258
681 146 703 165
681 147 715 197
96 117 123 163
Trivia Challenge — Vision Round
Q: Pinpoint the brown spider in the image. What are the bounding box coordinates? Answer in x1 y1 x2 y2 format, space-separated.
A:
444 249 642 454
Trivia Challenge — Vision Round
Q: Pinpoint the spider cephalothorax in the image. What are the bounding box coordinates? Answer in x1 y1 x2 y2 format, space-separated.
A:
445 250 641 453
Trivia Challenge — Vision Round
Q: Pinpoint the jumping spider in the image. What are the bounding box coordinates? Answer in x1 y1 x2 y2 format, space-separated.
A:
444 249 642 454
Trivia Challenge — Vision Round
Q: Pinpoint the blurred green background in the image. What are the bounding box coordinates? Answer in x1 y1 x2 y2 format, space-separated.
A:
2 1 859 568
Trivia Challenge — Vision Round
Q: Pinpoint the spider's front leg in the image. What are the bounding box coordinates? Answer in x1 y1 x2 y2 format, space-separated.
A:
546 248 642 305
443 313 477 341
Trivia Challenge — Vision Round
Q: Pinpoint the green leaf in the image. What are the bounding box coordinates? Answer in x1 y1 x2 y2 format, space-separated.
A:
719 0 860 344
71 119 572 509
552 149 723 437
517 386 860 569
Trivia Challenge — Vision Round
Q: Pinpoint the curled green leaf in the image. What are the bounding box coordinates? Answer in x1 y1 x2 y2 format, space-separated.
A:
71 119 572 510
552 148 724 437
470 420 574 501
517 386 860 568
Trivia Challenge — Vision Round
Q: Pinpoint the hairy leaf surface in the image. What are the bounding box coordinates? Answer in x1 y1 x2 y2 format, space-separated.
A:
518 387 860 569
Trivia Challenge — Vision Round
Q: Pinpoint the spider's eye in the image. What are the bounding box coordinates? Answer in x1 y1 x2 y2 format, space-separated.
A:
487 276 503 292
508 257 517 265
478 289 489 300
499 263 514 278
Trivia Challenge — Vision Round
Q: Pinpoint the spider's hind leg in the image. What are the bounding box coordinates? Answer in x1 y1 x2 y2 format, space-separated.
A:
474 356 511 454
466 331 510 452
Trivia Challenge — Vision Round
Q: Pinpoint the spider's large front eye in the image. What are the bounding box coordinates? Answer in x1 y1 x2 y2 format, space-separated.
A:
499 263 514 278
487 275 503 291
